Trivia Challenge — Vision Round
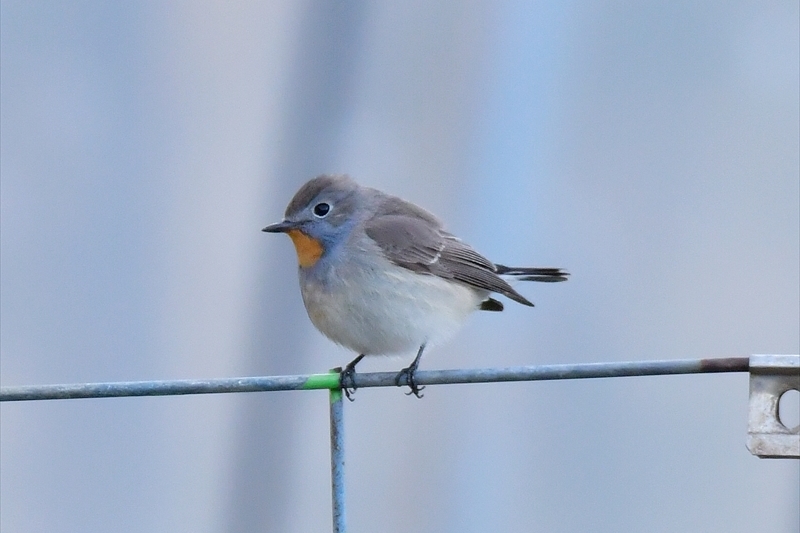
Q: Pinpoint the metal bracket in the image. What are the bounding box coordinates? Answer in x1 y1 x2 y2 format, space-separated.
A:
747 354 800 458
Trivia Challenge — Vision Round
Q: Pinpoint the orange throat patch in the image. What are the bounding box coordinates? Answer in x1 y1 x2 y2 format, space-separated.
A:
286 229 324 268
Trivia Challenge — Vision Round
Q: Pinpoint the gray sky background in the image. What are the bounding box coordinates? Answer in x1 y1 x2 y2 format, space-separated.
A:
2 2 798 532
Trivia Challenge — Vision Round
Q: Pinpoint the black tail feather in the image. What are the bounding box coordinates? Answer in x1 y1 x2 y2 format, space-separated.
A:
480 298 504 311
494 264 569 283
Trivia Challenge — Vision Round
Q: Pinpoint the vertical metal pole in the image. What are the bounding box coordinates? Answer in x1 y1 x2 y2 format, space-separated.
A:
329 369 346 533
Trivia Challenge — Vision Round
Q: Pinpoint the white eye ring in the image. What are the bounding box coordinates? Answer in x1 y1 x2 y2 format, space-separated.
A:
313 202 331 218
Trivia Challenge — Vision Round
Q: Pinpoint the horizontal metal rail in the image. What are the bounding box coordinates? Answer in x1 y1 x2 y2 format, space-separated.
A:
4 354 794 533
0 357 749 402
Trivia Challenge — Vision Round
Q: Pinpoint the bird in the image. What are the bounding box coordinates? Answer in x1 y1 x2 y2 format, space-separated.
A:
263 175 568 398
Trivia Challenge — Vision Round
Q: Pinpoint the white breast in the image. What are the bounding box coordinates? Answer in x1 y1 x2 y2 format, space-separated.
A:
300 259 485 356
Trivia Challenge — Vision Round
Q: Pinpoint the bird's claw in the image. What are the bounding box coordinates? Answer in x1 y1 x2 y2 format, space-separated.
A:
395 366 425 398
339 365 358 401
339 354 365 401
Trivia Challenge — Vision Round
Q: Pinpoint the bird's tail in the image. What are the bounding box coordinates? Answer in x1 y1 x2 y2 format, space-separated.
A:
495 264 569 283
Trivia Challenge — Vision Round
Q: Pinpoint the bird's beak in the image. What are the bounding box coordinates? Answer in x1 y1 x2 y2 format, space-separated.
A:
262 220 297 233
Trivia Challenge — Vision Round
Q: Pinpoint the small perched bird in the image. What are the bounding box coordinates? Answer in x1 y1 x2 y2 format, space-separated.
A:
263 175 568 398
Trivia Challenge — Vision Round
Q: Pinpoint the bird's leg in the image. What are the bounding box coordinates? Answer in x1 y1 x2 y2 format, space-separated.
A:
395 344 426 398
340 354 366 401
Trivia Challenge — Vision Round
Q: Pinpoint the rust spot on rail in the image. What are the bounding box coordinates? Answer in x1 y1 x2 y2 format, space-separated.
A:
699 357 749 373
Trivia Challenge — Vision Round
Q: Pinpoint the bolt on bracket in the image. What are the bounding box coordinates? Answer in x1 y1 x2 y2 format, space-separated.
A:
747 354 799 458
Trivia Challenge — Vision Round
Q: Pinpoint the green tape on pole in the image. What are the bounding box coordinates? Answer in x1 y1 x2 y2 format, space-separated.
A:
326 368 344 403
330 386 343 403
301 370 341 391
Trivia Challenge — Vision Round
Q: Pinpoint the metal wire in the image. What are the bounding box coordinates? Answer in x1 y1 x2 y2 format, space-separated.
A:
0 356 755 533
0 357 749 402
329 380 346 533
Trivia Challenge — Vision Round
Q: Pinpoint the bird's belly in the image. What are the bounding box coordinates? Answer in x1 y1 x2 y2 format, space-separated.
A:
300 266 484 356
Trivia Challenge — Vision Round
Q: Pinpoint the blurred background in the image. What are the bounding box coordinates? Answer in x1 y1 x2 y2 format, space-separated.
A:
1 1 798 532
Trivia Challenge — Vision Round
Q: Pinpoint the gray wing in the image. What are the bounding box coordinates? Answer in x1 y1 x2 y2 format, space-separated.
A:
363 205 533 307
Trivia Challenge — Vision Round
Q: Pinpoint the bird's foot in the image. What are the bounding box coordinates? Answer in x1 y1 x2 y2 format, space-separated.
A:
340 354 365 401
395 364 425 398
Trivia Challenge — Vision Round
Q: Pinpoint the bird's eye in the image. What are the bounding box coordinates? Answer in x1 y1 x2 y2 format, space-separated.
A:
313 202 331 218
